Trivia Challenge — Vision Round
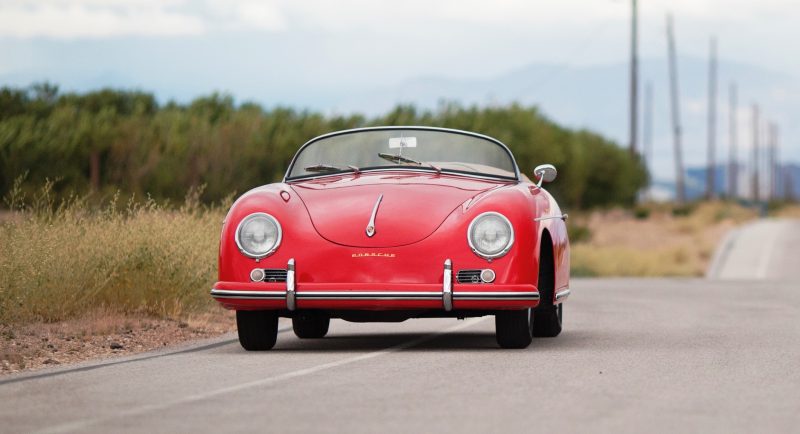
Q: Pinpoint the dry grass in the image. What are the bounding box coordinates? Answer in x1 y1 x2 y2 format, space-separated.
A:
772 204 800 218
570 201 757 277
1 182 766 325
0 182 227 325
0 180 772 374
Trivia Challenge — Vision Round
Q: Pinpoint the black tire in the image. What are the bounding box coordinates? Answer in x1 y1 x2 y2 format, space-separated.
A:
236 310 278 351
292 312 330 339
533 233 562 338
495 309 533 349
533 303 562 337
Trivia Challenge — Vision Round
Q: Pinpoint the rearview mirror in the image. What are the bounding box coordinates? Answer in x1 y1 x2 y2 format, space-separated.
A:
533 164 557 187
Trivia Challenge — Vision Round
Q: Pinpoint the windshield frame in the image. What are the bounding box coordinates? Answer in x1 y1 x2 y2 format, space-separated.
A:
283 126 521 182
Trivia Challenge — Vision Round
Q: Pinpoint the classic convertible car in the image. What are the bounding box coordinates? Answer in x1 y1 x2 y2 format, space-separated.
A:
211 127 570 349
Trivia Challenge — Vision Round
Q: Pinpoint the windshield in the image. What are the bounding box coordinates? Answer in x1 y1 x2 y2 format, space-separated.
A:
286 128 518 180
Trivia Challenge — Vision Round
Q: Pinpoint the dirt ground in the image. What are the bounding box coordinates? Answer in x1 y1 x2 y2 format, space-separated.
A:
0 309 235 376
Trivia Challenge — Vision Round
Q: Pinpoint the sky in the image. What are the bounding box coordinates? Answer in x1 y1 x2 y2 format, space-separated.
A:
1 0 798 182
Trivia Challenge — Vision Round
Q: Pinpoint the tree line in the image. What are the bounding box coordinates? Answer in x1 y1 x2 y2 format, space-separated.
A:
0 84 647 209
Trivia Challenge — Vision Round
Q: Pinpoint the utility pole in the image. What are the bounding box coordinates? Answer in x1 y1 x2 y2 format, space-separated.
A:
783 125 794 201
769 124 779 199
763 122 770 200
706 37 718 199
752 105 760 202
728 83 738 199
644 82 654 192
666 14 686 203
629 0 639 156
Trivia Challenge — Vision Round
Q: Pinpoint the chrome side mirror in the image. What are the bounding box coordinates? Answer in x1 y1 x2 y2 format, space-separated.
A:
533 164 557 187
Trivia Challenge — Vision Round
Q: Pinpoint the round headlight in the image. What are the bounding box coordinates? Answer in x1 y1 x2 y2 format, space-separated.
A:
235 213 282 258
467 212 514 259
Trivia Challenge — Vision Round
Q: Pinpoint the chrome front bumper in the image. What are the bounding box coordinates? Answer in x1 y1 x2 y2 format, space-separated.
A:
210 258 541 311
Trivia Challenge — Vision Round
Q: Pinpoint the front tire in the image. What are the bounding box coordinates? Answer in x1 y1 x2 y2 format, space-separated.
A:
293 312 330 339
533 303 562 337
495 309 533 349
533 233 562 338
236 310 278 351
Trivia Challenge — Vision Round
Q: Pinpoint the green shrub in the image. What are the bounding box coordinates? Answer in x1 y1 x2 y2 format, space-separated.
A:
671 204 695 217
633 206 651 220
0 85 646 211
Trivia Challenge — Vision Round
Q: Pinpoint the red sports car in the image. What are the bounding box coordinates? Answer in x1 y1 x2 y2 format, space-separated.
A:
212 127 570 349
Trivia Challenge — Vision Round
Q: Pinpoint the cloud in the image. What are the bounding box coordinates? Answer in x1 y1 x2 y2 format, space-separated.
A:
271 0 798 32
3 0 797 42
205 0 287 32
0 0 286 39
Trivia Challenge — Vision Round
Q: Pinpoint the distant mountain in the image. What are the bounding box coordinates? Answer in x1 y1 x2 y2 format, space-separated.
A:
332 57 799 182
681 163 800 201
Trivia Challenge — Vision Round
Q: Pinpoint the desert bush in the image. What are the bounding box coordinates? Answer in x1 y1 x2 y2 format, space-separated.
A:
671 204 695 217
566 221 592 244
633 206 651 220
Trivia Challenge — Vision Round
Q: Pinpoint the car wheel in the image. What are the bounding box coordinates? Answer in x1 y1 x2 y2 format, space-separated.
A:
533 303 562 337
236 310 278 351
292 312 330 339
533 233 562 338
495 309 533 349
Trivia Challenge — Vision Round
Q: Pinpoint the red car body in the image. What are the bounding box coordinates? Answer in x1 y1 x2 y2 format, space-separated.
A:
212 127 570 349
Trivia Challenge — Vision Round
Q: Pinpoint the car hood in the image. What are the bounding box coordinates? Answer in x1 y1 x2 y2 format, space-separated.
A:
289 171 511 247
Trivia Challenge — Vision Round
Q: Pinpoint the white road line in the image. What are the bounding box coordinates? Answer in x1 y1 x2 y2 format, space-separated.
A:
756 222 781 279
38 317 487 434
706 227 740 279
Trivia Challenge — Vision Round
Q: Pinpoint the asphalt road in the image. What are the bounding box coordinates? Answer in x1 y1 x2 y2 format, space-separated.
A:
2 219 799 433
708 218 800 280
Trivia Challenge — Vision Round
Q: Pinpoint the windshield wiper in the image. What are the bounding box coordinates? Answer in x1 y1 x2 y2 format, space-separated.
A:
304 163 362 174
304 163 346 173
378 152 422 166
377 153 443 174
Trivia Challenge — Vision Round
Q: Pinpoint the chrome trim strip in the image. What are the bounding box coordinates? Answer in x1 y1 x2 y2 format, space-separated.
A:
210 289 285 300
283 126 521 182
286 258 296 311
453 292 540 300
211 288 539 302
365 193 383 237
555 289 571 301
298 291 441 300
443 259 453 311
534 214 569 222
